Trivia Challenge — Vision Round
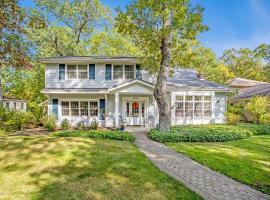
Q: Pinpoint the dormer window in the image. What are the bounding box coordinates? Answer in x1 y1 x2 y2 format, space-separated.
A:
113 64 135 80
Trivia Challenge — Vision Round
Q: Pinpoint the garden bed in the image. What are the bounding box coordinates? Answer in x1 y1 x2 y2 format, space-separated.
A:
148 124 270 143
53 130 135 142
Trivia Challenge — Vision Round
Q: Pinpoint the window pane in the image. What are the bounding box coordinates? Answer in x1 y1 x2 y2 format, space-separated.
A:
204 102 212 110
67 65 76 79
204 110 212 117
80 102 88 116
62 102 70 116
90 102 98 116
71 102 79 116
185 96 193 101
194 103 202 117
176 96 184 101
195 96 202 101
204 96 211 101
78 65 87 79
113 65 123 79
175 102 184 117
125 65 134 79
185 102 193 117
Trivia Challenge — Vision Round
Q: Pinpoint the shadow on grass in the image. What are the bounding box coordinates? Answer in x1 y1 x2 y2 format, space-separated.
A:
0 136 200 200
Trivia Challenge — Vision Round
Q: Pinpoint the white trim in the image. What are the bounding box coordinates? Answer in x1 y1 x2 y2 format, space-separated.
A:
108 80 154 92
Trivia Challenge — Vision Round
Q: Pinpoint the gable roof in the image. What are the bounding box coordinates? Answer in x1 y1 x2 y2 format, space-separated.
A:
232 83 270 99
167 69 229 91
227 78 267 88
108 79 154 92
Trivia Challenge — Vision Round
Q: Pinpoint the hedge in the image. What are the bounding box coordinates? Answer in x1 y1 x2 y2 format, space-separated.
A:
236 123 270 135
53 130 135 142
148 125 254 143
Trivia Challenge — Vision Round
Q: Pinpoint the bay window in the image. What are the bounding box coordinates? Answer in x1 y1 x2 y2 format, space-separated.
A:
175 95 212 118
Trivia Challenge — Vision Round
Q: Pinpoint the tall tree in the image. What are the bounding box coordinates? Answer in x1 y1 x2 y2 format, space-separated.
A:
221 48 266 81
27 0 110 57
115 0 207 130
0 0 32 101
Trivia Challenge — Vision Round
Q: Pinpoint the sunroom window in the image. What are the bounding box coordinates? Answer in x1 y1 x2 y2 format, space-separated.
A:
175 95 212 118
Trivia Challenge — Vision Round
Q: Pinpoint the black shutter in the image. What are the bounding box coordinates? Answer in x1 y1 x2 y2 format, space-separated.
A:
52 99 58 119
136 64 142 80
59 64 65 80
99 99 105 120
89 64 95 80
105 64 112 80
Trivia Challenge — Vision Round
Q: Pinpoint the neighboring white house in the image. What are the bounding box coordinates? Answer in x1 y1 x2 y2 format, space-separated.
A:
1 96 27 111
39 56 229 127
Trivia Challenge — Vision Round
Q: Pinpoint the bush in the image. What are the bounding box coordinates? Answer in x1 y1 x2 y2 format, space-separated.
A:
76 121 87 130
0 129 7 136
148 125 253 143
53 130 135 142
237 123 270 135
61 119 70 130
45 115 57 131
259 114 270 125
89 119 98 130
0 106 37 131
226 112 241 125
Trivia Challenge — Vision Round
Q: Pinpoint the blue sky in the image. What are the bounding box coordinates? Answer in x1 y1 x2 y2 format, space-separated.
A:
20 0 270 57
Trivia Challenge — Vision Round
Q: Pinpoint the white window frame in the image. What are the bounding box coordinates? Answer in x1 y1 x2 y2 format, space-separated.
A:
60 100 99 118
112 64 136 80
66 64 89 80
174 94 213 119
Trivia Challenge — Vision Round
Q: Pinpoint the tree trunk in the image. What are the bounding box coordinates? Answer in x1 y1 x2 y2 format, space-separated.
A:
153 14 172 131
0 68 3 102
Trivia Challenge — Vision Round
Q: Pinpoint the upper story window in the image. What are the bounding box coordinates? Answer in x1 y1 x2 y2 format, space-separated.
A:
113 64 135 80
125 65 134 79
113 65 123 79
78 65 87 79
67 65 88 80
67 65 76 79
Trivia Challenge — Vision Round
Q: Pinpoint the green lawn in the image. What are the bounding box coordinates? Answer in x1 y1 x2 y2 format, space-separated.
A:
0 136 201 200
168 135 270 194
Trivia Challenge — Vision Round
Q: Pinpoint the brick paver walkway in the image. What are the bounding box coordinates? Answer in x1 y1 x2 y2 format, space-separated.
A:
130 128 270 200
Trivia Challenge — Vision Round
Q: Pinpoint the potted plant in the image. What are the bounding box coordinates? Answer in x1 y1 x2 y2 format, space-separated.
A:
120 122 125 131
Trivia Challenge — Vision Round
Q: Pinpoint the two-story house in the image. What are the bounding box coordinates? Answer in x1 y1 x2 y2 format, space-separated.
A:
39 56 229 127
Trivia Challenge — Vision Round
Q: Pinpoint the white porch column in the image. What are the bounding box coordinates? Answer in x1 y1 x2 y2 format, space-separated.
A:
115 92 119 127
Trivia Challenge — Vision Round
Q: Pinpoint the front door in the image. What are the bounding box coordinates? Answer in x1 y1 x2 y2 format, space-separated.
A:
125 101 145 126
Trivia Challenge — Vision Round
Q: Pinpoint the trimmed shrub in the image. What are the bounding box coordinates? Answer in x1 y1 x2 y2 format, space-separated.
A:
53 130 135 142
259 114 270 125
226 112 241 125
148 125 253 143
237 123 270 135
61 119 70 130
89 119 98 130
76 121 87 130
45 115 57 131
